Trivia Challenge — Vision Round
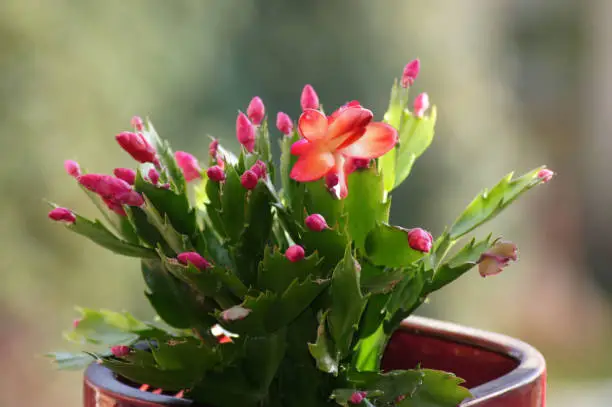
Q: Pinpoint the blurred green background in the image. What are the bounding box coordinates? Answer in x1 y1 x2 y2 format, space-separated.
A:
2 0 611 406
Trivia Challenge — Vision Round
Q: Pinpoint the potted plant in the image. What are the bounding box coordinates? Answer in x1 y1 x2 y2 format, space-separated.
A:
47 59 552 407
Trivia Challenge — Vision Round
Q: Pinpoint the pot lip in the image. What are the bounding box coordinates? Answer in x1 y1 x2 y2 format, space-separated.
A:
85 316 545 406
399 316 546 406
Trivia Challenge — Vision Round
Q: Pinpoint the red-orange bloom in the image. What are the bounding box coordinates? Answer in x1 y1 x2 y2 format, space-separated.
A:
290 102 398 198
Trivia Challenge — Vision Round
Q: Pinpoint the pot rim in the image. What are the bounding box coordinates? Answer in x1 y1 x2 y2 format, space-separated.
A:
85 316 545 406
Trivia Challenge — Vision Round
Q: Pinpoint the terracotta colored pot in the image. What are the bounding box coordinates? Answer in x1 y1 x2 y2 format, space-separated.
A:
83 316 546 407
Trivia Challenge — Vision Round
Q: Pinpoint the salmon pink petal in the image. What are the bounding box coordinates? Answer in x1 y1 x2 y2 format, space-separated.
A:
328 101 363 125
290 139 312 156
298 109 328 141
290 151 335 182
339 122 398 159
327 107 373 141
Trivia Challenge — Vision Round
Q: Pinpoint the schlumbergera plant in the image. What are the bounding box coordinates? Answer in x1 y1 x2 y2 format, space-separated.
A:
48 59 554 407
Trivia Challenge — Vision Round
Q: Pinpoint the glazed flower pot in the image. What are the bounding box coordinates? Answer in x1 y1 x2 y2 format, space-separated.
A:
83 316 546 407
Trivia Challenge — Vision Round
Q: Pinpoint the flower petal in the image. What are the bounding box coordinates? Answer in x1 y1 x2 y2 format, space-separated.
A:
290 151 335 182
339 122 398 159
298 109 328 141
327 107 373 141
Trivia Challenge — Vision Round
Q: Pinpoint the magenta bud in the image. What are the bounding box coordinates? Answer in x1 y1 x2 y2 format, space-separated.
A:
285 245 305 262
349 391 367 404
407 228 433 253
305 214 328 232
103 197 127 216
241 170 259 190
300 84 320 110
110 345 131 358
325 172 339 189
64 160 81 178
175 151 202 182
276 112 293 135
401 58 420 87
48 207 76 224
113 168 136 185
72 319 81 329
247 96 265 126
78 174 143 207
537 169 554 183
413 93 430 118
250 160 267 179
351 158 370 170
177 251 212 270
207 165 226 182
209 139 219 158
236 112 256 153
116 131 158 165
148 168 160 185
160 183 171 190
131 116 144 131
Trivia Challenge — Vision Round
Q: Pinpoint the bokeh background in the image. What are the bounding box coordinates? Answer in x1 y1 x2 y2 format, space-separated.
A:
1 0 610 406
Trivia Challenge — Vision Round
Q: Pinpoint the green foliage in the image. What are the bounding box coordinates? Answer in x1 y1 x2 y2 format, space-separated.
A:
47 352 95 370
48 70 551 406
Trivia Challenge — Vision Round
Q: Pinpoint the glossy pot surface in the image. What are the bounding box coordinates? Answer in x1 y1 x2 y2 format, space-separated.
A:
83 316 546 407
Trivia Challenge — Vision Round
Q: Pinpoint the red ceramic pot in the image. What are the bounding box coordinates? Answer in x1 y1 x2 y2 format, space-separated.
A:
83 316 546 407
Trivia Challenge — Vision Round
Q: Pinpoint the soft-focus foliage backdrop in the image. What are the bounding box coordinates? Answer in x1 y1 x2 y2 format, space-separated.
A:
2 1 610 406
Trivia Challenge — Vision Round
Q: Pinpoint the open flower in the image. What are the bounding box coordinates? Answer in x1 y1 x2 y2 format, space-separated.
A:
290 102 398 198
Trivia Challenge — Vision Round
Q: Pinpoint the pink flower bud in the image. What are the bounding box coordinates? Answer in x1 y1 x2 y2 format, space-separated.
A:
349 391 367 404
325 172 339 189
407 228 433 253
300 84 320 110
72 319 81 329
305 214 328 232
148 168 160 185
131 116 144 131
209 139 219 158
247 96 265 126
401 58 420 87
175 151 202 182
113 168 136 185
241 170 259 190
116 132 158 165
207 165 226 182
537 169 554 183
48 207 76 224
103 197 127 216
160 183 171 190
478 241 518 277
413 93 430 118
152 389 163 395
64 160 81 178
250 160 267 179
276 112 293 135
177 251 212 270
221 306 252 321
78 174 144 207
285 245 305 262
236 112 256 153
110 345 131 357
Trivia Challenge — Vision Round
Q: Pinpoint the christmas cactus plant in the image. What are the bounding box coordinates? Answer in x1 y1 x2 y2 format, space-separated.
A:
47 59 553 407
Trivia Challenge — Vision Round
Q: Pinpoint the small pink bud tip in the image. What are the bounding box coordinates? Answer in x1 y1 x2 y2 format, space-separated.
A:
221 306 252 321
115 131 158 165
537 169 554 183
240 170 259 190
478 241 518 277
78 174 144 207
349 391 367 404
285 245 305 262
325 172 340 189
175 151 202 182
247 96 265 126
174 390 185 399
48 207 76 224
300 84 320 110
401 58 420 87
207 165 226 182
152 389 163 395
110 345 131 357
177 252 212 270
250 160 267 179
102 197 127 216
305 213 328 232
209 139 219 158
113 168 136 185
64 160 81 178
130 116 144 131
139 384 150 392
276 112 293 135
407 228 433 253
72 319 81 329
413 92 430 118
148 168 160 185
236 112 256 153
